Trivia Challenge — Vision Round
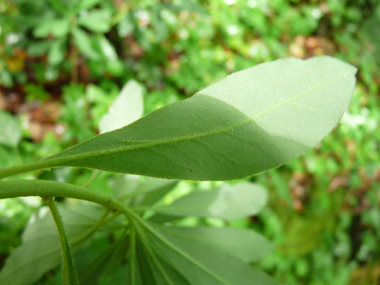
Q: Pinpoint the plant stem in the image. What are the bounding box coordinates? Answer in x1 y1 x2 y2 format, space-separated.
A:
0 180 137 220
45 197 79 285
70 15 78 83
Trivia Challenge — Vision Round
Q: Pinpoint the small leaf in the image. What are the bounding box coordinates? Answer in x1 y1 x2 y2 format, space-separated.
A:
71 27 100 60
99 80 144 134
95 34 118 60
0 110 21 147
33 18 70 38
39 57 357 180
153 182 267 220
27 41 52 57
77 9 112 33
48 38 67 65
77 0 101 11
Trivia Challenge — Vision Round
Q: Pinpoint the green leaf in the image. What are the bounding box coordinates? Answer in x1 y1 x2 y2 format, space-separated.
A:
152 226 274 263
77 0 102 11
0 203 122 285
128 230 145 285
0 110 21 147
79 233 129 284
38 57 357 180
135 178 178 207
112 175 177 207
95 34 118 60
71 27 100 60
139 222 279 285
48 38 67 65
152 182 267 220
0 235 62 285
33 18 70 38
112 174 141 200
27 41 52 57
77 9 112 33
135 231 189 285
99 80 144 134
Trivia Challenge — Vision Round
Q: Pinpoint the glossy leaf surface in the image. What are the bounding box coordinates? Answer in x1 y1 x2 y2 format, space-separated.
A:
42 56 357 180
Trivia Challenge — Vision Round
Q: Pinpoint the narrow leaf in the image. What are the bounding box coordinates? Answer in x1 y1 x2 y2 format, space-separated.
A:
38 57 357 180
153 182 267 220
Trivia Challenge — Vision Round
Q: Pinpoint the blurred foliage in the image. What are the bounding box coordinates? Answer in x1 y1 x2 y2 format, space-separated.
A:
0 0 380 284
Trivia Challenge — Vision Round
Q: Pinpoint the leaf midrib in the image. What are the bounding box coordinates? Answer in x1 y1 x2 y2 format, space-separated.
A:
142 222 232 285
47 71 352 165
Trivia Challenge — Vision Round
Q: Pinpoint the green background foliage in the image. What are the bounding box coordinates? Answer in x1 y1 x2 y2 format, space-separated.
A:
0 0 379 284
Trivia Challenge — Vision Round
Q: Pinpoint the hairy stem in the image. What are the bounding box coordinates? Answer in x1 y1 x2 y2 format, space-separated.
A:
45 197 79 285
0 179 139 221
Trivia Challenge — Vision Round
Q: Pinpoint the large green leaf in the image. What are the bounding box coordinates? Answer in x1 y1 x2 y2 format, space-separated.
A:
155 226 274 263
0 203 124 285
152 182 267 220
138 222 279 285
39 57 357 180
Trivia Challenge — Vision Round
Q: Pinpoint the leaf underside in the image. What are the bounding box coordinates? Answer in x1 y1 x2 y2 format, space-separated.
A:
43 56 357 180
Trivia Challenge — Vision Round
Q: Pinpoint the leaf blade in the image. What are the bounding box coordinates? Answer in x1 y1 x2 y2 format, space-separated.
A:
41 56 357 180
152 182 267 220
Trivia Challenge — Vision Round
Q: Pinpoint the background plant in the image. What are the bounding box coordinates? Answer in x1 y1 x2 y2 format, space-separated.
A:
0 0 379 284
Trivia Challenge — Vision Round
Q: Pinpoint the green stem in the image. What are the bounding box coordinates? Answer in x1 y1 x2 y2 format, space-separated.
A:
0 180 137 221
45 197 79 285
